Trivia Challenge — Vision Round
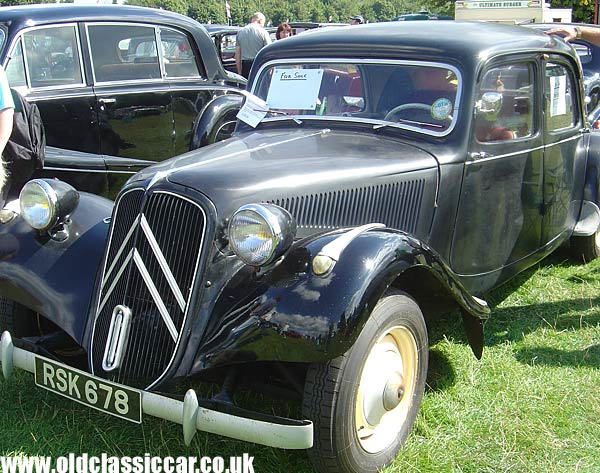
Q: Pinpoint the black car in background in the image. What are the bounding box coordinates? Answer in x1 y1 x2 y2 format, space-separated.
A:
203 24 244 74
0 4 246 199
2 21 600 473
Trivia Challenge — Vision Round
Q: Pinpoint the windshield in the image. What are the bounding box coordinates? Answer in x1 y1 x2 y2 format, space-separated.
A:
252 61 461 136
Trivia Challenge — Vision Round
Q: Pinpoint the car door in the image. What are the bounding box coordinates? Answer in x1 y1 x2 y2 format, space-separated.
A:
451 58 544 293
85 23 174 176
541 57 587 246
3 23 106 195
157 26 215 156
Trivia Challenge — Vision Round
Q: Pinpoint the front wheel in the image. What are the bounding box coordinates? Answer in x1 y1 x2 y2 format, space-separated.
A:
302 290 428 473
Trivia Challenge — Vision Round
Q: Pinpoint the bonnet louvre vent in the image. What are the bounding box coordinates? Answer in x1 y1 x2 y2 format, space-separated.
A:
270 180 425 233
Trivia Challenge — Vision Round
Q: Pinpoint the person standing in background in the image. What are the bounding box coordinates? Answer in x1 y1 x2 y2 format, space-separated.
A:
0 64 14 207
235 12 271 79
276 22 292 40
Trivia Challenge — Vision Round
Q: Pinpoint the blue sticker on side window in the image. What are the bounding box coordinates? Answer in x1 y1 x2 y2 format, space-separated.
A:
431 98 453 120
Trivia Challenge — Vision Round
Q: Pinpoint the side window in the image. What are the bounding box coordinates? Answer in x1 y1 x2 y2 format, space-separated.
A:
88 24 160 83
475 63 534 142
545 62 576 132
159 27 202 78
19 25 83 88
5 38 26 87
221 34 237 61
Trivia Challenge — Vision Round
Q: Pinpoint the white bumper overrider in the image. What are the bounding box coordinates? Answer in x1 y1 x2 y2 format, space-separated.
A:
1 331 313 449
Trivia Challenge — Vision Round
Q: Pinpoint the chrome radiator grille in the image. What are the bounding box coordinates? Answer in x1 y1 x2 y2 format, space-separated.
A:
90 189 206 389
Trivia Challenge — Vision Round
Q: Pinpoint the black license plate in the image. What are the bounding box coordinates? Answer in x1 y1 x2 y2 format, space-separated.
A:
34 356 142 423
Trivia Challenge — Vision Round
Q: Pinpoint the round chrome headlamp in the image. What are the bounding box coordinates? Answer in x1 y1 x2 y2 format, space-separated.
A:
20 179 79 231
228 203 296 266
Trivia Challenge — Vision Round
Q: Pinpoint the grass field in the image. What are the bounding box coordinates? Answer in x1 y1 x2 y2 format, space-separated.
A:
1 248 598 472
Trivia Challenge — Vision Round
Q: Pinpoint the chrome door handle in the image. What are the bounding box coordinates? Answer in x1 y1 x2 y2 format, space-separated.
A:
98 98 116 104
468 151 490 161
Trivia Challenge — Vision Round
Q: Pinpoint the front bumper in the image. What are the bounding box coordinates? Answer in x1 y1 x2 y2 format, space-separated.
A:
1 331 313 450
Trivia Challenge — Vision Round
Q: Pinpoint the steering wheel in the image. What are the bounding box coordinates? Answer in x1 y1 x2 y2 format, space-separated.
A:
384 102 437 122
51 56 74 79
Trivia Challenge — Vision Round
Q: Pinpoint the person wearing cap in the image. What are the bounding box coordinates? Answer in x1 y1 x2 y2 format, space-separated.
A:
545 25 600 46
350 15 364 25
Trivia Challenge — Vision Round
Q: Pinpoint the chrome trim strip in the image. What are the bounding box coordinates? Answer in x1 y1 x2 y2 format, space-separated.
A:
94 78 165 86
466 134 581 164
251 58 463 138
43 166 137 174
133 249 179 342
155 26 167 79
98 249 134 315
140 214 186 312
101 304 132 372
102 216 140 288
25 92 102 101
319 223 386 262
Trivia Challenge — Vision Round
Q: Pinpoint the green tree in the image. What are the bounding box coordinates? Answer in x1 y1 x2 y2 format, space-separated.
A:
128 0 188 15
187 0 227 23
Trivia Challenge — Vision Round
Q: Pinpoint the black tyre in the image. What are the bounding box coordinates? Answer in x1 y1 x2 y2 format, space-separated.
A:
302 290 428 473
0 297 37 337
570 228 600 262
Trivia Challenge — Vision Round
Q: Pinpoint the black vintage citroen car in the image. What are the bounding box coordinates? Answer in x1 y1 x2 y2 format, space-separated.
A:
1 21 600 473
0 4 246 199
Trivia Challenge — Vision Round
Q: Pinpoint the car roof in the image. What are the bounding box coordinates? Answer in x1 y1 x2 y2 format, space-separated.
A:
288 21 349 28
255 20 575 68
0 4 203 32
202 24 241 35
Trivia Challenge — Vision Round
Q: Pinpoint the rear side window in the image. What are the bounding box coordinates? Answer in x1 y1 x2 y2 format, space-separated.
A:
545 62 577 132
88 24 161 83
159 27 202 78
475 63 534 142
7 25 83 89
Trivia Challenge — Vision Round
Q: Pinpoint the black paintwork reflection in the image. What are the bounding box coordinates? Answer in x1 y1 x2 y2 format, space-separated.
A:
33 91 100 155
95 85 173 161
0 194 113 343
187 229 489 374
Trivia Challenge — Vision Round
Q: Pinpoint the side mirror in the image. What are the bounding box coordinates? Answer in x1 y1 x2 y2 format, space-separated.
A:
343 96 364 109
476 91 503 118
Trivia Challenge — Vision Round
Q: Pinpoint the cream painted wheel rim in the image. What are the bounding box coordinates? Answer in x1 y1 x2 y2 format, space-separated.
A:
355 325 419 454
